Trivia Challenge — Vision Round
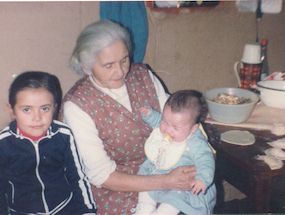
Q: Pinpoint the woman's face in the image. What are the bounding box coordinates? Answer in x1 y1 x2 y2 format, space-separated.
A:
87 40 130 89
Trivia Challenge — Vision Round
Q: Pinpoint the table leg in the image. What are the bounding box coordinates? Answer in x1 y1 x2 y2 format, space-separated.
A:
249 175 271 213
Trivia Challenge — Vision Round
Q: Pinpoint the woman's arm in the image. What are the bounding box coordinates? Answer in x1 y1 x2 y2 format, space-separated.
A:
64 101 196 191
63 101 117 187
102 166 196 192
63 71 195 192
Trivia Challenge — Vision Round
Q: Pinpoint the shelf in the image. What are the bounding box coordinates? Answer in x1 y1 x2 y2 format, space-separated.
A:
146 1 222 14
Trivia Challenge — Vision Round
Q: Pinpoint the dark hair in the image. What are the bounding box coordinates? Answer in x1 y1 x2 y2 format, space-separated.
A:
165 90 205 124
9 71 62 119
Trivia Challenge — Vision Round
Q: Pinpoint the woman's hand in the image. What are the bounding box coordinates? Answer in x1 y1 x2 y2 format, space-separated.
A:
163 166 196 191
102 166 196 192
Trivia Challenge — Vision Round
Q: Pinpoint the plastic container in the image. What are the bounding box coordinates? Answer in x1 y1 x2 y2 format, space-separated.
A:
203 88 259 124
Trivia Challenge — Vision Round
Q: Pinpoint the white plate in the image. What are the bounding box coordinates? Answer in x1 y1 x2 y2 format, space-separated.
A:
221 130 255 146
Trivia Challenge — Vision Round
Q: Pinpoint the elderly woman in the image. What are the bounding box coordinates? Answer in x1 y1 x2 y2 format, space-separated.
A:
60 20 196 214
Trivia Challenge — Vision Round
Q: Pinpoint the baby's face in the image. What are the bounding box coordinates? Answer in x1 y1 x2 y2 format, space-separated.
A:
159 105 196 142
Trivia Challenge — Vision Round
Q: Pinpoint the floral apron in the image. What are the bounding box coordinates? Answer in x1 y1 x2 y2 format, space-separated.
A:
61 63 161 214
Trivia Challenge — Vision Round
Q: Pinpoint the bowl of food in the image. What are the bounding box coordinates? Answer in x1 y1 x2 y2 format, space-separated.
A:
256 80 285 109
203 88 259 124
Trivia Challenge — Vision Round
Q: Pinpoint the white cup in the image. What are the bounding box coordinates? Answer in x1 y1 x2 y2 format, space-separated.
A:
241 44 262 64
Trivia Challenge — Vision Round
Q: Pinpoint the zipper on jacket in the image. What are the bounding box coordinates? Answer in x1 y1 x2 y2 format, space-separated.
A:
34 143 50 213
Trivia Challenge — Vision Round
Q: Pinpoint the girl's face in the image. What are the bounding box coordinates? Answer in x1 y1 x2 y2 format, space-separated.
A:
159 105 198 142
86 40 130 89
8 88 55 137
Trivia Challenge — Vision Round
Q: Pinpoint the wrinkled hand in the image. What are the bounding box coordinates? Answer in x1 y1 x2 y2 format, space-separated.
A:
190 178 206 195
165 166 196 191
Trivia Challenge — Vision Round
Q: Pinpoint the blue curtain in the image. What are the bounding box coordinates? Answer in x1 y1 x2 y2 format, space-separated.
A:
100 1 148 63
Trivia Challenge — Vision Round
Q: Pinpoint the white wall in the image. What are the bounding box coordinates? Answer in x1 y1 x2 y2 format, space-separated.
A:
0 2 100 129
1 1 285 130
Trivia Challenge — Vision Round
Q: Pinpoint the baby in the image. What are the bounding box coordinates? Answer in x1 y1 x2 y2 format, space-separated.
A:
135 90 216 215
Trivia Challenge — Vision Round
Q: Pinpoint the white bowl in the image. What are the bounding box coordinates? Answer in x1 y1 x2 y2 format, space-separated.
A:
203 88 259 124
257 80 285 109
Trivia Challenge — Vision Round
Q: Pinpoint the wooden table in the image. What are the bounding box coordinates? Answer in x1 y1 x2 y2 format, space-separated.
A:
204 123 285 213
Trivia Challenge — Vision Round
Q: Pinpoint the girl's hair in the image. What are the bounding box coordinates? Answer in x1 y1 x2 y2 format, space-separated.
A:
9 71 62 119
69 19 133 76
165 90 205 124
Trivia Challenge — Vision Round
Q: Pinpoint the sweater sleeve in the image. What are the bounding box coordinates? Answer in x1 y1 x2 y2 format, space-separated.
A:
190 129 215 189
142 108 162 129
0 154 8 215
63 101 117 187
63 127 97 213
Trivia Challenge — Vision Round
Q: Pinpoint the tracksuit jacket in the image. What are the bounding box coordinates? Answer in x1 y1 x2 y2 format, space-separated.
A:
0 120 97 214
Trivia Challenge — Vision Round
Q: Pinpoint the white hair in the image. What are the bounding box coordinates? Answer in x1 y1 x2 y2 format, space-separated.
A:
69 20 133 76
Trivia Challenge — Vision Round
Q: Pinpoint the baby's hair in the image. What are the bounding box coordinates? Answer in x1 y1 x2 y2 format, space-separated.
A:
165 90 204 124
9 71 62 119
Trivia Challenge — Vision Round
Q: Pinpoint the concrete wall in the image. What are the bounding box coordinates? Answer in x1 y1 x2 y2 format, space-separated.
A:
1 1 285 129
144 1 285 93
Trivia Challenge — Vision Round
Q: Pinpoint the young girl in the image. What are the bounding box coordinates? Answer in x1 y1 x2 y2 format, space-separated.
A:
0 71 96 214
